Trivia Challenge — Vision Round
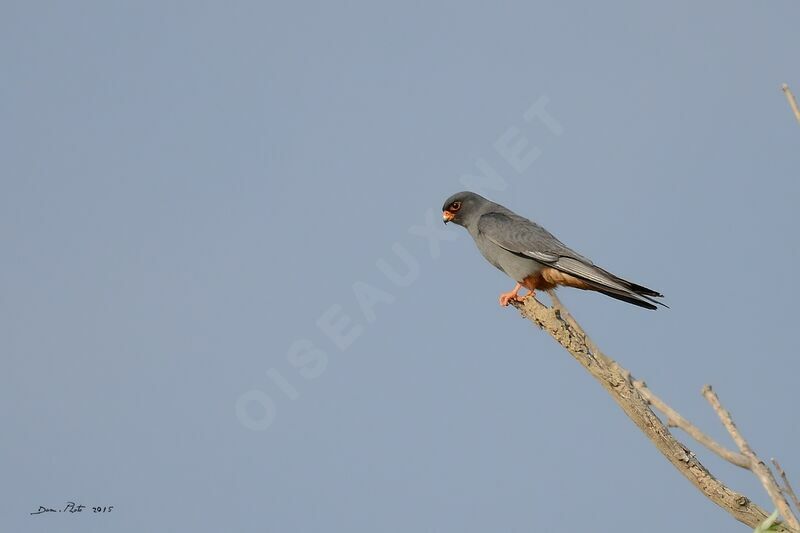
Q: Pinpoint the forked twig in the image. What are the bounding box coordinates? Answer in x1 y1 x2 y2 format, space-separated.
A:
633 381 749 468
702 386 799 530
509 296 796 531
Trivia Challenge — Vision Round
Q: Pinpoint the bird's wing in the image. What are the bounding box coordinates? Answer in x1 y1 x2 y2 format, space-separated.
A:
477 211 589 265
477 212 663 304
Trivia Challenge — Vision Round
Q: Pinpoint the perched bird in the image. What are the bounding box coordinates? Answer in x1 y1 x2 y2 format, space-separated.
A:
442 191 665 309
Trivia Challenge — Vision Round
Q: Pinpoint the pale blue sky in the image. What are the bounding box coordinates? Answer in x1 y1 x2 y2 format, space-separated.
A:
2 1 799 532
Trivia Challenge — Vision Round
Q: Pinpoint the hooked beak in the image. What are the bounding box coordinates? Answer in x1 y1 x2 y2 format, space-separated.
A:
442 210 455 224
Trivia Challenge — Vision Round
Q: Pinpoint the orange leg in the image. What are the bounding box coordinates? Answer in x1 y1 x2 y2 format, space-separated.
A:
520 288 536 300
499 283 534 307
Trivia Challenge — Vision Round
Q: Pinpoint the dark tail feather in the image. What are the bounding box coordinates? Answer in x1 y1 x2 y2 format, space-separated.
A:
581 273 667 311
623 281 663 298
595 288 659 310
590 267 668 309
550 258 667 310
596 267 664 298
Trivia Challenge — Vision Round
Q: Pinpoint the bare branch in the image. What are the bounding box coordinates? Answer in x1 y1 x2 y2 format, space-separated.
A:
633 381 750 469
509 296 794 532
782 84 800 124
545 290 603 360
702 385 800 530
772 459 800 515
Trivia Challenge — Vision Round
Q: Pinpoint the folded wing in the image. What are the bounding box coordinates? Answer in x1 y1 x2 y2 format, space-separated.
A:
477 212 665 309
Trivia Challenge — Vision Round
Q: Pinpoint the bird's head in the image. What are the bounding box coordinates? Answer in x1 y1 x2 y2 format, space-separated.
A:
442 191 488 227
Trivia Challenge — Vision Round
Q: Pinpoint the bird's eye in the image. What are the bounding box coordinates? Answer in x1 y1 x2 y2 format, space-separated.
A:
450 201 462 211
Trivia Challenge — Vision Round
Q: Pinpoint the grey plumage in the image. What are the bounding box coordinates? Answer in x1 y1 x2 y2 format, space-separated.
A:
442 191 665 310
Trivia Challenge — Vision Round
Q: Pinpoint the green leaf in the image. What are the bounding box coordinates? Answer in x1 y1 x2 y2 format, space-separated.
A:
754 510 780 533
